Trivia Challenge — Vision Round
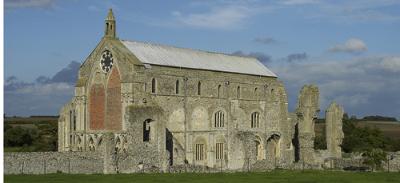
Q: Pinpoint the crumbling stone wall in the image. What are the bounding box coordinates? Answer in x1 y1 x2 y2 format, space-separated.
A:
4 152 103 174
387 152 400 172
326 102 344 158
295 85 319 165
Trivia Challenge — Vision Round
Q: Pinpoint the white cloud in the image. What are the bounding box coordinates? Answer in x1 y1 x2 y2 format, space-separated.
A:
380 56 400 72
173 5 251 29
329 38 367 53
4 82 74 116
11 83 74 95
5 0 55 9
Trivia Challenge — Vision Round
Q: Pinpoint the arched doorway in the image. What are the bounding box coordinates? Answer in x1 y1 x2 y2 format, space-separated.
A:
266 134 280 164
254 136 264 160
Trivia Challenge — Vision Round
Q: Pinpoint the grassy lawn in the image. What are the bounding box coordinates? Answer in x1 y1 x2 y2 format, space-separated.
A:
5 171 400 183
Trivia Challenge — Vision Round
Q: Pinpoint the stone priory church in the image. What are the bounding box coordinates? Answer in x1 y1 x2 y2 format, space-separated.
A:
57 9 345 172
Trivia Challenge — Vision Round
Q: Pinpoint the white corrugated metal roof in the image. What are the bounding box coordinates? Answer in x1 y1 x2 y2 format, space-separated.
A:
121 40 277 77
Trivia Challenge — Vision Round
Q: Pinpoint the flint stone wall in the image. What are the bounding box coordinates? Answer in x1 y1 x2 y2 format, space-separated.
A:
387 152 400 172
4 152 103 174
332 152 400 172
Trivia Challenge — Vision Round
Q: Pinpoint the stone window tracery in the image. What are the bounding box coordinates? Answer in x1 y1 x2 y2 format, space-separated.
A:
88 137 95 151
195 143 205 160
214 111 225 128
216 143 224 160
251 112 260 128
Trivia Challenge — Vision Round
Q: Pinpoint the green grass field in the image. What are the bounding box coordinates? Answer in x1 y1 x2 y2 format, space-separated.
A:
4 171 400 183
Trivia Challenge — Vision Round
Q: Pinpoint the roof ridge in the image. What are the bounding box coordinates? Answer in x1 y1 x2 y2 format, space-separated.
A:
120 39 277 77
121 39 257 61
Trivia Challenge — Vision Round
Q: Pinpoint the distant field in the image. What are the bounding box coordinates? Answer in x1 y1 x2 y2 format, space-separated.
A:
4 171 400 183
315 121 400 140
5 117 399 139
355 121 400 140
4 116 58 124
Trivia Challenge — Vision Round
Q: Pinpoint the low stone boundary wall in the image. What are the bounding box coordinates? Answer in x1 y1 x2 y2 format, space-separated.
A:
333 152 400 172
5 151 400 174
4 152 103 174
387 152 400 172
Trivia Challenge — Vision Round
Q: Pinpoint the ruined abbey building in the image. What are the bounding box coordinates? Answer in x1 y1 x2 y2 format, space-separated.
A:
58 9 291 170
5 9 359 174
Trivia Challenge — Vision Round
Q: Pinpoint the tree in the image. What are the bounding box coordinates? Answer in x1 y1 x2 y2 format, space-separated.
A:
341 116 396 153
363 148 387 171
4 126 38 146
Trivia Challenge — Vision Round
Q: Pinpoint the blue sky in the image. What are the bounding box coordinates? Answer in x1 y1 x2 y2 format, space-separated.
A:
4 0 400 119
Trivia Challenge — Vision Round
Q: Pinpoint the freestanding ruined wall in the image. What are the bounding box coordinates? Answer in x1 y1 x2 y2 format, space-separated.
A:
295 85 319 165
325 102 344 158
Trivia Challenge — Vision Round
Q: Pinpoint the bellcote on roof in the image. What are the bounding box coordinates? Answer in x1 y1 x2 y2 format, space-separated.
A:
102 9 277 77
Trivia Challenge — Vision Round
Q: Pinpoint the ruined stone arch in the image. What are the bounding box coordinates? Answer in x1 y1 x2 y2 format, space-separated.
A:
76 135 83 151
215 135 226 160
88 136 96 151
191 106 209 131
193 136 207 161
122 136 128 152
97 135 103 147
254 135 265 160
215 135 226 143
115 135 122 153
167 108 185 132
266 134 281 162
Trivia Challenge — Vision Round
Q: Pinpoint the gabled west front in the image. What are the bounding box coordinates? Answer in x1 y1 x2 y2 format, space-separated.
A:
4 9 347 174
